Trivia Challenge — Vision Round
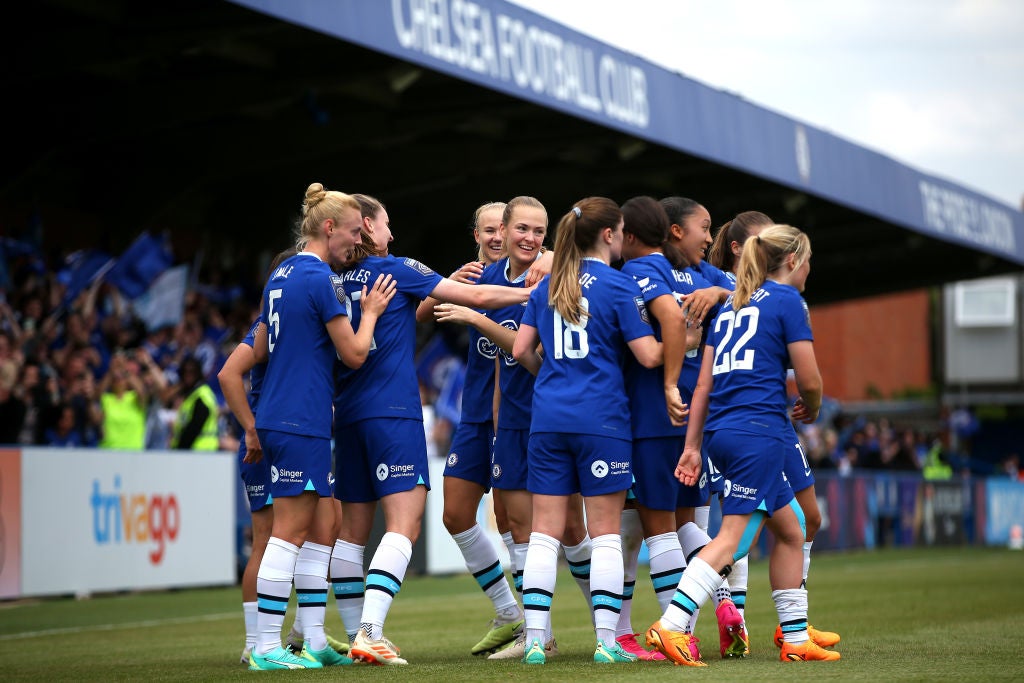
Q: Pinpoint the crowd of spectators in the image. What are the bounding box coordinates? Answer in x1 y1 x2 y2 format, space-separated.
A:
0 245 259 452
793 416 933 477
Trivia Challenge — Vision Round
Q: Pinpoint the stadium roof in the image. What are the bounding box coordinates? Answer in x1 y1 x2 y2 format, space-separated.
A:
6 0 1023 303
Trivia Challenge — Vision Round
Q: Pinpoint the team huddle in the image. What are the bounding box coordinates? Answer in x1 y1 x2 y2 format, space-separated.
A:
220 183 841 670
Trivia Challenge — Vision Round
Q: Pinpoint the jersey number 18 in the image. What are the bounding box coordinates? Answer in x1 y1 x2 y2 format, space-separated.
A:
552 297 590 359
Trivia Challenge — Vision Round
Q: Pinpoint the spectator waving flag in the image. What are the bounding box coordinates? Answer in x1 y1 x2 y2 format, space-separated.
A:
133 264 189 332
58 249 115 306
106 231 173 299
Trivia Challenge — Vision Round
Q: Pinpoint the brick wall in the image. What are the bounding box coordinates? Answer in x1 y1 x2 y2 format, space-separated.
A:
809 289 932 400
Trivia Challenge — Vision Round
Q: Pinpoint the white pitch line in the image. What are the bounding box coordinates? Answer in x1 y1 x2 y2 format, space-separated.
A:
5 611 237 640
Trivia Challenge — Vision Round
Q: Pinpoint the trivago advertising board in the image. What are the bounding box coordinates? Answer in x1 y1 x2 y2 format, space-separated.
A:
20 448 235 597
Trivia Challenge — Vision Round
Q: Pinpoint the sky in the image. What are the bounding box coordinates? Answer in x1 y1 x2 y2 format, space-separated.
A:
509 0 1024 210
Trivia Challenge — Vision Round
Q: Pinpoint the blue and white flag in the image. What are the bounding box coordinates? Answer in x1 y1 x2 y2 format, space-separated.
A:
107 232 173 299
132 264 189 331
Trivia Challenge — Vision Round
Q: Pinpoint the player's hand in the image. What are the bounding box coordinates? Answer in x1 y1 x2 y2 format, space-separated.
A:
242 427 263 464
665 386 689 427
433 302 477 326
675 446 702 485
792 397 820 424
450 261 484 284
361 274 397 317
524 250 554 287
680 287 722 327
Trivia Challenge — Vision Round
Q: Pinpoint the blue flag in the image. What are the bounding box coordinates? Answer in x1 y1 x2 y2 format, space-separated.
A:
106 232 173 299
58 249 115 306
132 264 189 332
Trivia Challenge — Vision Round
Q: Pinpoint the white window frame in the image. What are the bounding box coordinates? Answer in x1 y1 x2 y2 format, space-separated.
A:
954 277 1017 327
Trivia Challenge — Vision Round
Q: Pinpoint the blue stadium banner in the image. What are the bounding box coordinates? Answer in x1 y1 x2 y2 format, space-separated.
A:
231 0 1024 265
985 478 1024 545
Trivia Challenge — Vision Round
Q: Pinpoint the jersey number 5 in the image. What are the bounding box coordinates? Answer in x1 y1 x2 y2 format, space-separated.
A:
267 289 282 352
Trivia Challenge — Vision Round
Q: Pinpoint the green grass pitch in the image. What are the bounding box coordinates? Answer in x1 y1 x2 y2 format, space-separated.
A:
2 547 1022 681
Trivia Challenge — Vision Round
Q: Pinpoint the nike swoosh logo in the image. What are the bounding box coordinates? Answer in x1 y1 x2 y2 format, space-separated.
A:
804 468 811 476
710 475 722 482
266 658 304 669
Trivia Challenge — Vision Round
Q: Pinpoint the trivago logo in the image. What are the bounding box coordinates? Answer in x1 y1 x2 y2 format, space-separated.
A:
90 476 180 564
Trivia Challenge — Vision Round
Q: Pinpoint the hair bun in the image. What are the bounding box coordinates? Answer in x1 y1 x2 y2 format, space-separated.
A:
304 182 327 213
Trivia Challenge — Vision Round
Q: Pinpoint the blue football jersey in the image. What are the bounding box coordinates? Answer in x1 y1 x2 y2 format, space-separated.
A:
334 254 443 426
457 272 497 424
620 253 687 438
704 280 813 436
256 253 347 438
691 260 733 289
524 258 654 439
240 315 266 413
479 258 533 430
675 266 716 402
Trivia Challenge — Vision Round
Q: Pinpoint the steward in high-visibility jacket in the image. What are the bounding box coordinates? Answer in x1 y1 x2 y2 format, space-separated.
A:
922 442 953 481
171 357 219 451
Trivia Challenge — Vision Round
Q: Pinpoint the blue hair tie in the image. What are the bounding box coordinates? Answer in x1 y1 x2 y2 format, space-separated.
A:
572 206 582 218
